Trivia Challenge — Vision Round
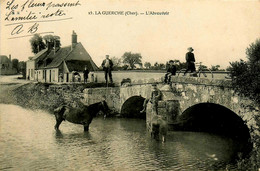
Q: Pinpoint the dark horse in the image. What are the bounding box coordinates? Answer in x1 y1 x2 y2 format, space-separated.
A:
54 101 109 131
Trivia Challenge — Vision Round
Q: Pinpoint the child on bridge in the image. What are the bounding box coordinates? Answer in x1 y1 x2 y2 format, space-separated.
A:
164 60 176 84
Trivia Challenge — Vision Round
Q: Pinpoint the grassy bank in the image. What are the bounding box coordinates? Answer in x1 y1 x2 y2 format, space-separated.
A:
12 83 65 112
10 82 116 113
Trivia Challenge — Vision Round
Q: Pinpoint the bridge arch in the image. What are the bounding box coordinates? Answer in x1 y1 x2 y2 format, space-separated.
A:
177 103 251 143
178 103 250 139
121 96 146 119
175 103 252 154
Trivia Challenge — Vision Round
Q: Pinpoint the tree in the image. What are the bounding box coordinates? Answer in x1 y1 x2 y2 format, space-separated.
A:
30 34 46 54
229 38 260 104
159 63 166 69
170 60 186 71
11 58 19 72
199 64 208 71
154 62 158 66
144 62 151 69
43 35 61 49
122 52 142 69
210 65 220 71
228 39 260 170
18 61 26 78
151 62 165 70
111 56 121 70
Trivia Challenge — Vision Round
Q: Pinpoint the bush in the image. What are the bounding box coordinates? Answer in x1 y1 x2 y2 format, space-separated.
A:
229 39 260 104
228 39 260 169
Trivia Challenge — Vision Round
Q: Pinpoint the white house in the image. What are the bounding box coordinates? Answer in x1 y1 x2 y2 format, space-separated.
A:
26 31 98 82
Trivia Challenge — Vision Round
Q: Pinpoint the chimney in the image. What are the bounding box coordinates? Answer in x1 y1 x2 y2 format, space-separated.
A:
9 54 11 61
71 30 77 50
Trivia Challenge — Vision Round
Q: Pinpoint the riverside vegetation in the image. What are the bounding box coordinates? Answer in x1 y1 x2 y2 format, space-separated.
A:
228 39 260 170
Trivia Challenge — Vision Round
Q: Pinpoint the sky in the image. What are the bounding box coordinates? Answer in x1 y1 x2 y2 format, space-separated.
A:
1 0 260 69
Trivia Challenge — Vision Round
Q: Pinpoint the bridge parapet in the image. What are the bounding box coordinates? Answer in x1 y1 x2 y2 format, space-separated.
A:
171 76 232 87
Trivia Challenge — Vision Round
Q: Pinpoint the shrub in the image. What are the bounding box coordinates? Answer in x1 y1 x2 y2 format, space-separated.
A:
229 39 260 104
228 39 260 169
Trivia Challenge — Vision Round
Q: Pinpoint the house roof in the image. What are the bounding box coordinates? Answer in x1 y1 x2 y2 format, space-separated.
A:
31 48 49 60
66 60 96 72
39 45 71 68
37 42 98 71
0 55 11 64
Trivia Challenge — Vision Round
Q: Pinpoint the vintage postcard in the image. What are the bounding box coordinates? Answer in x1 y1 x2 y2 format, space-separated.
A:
1 0 260 170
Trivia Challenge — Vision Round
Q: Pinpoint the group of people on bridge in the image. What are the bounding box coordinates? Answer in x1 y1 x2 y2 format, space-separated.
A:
77 47 196 85
100 47 197 85
164 47 196 84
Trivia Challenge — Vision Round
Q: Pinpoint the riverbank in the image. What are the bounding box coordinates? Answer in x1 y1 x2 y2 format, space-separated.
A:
0 75 115 113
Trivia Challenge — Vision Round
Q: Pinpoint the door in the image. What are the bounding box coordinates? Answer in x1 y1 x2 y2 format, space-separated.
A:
66 73 69 82
49 70 51 82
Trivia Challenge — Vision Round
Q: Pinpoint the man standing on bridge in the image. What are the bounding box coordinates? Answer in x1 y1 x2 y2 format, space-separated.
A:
183 47 196 76
101 55 114 84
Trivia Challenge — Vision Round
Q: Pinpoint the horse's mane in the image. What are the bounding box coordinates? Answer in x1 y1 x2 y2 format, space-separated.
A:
87 101 106 116
88 101 102 110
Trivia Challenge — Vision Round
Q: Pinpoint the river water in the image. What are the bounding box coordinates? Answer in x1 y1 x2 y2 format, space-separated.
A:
0 104 239 170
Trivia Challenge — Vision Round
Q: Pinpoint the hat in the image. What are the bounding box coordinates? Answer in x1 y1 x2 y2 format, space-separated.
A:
169 60 174 63
187 47 194 51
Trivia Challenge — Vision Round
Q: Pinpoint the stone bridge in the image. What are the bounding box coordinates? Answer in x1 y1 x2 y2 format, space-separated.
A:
84 76 259 148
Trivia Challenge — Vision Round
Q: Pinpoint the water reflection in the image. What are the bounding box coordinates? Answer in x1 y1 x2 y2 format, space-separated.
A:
0 104 240 170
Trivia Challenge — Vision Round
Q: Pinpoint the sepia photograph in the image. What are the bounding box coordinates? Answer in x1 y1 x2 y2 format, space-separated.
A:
0 0 260 170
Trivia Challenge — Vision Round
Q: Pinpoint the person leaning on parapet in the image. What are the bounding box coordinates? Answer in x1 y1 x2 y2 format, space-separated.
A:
83 66 89 84
183 47 196 76
164 60 176 84
140 83 162 115
101 55 113 84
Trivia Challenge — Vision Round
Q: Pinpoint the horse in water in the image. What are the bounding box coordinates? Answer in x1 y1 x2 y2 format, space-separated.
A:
54 101 109 131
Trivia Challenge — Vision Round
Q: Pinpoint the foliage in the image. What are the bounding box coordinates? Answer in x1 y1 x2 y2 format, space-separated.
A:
173 60 186 71
144 62 151 69
228 38 260 169
30 34 46 54
210 65 224 71
111 56 122 70
229 39 260 104
11 58 19 72
43 35 61 49
246 39 260 65
122 52 142 69
151 62 166 70
210 65 220 71
18 61 26 78
121 65 129 70
199 64 208 71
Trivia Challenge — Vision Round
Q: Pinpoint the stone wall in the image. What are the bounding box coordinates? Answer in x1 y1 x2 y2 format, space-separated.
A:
83 87 120 112
170 76 259 137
